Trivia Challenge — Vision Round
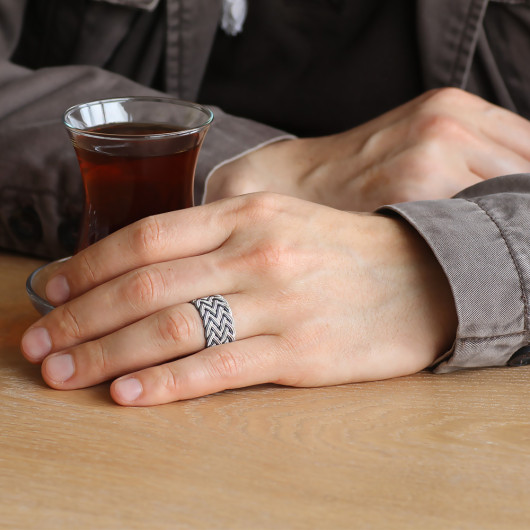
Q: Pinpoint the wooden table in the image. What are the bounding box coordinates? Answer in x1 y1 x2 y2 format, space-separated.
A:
1 252 529 529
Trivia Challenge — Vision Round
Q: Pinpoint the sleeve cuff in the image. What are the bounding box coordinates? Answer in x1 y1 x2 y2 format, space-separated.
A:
379 197 527 372
194 106 295 204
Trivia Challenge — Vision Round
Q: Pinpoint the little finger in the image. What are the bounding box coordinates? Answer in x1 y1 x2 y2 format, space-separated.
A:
110 335 286 406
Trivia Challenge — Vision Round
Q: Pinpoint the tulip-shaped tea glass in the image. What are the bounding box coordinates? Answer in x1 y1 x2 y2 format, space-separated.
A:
64 96 213 251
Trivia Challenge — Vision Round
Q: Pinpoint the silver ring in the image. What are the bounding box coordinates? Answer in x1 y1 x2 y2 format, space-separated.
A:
191 295 236 348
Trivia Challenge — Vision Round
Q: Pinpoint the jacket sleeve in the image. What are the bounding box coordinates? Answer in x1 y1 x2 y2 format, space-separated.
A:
0 2 290 259
379 173 530 373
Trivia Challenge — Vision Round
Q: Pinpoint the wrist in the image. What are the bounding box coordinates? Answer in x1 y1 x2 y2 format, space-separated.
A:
204 137 333 203
388 214 458 364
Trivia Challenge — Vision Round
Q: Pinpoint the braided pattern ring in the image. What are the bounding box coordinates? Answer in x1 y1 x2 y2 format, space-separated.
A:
191 295 236 348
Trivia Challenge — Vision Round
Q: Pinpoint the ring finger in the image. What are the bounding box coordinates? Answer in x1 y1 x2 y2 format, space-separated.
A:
40 294 277 390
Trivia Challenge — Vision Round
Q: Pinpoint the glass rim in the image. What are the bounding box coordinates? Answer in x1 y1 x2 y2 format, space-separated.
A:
63 96 214 140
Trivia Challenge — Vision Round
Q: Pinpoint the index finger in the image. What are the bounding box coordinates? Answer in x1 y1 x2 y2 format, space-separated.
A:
46 197 238 305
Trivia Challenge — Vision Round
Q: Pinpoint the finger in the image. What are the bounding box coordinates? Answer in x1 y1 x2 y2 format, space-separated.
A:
45 197 239 305
466 136 530 179
40 294 277 390
420 91 530 164
476 104 530 163
393 116 530 183
110 335 285 406
356 142 481 206
22 253 238 360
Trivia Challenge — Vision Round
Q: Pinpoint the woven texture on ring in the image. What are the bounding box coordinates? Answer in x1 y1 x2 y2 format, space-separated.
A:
191 295 236 348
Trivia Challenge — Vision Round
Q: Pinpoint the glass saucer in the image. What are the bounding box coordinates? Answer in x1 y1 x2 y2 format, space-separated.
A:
26 257 71 315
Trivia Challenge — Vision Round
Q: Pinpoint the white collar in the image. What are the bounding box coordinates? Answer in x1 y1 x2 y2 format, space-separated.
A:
221 0 248 36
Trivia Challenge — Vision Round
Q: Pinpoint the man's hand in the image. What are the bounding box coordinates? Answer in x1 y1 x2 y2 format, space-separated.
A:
21 194 457 405
206 88 530 210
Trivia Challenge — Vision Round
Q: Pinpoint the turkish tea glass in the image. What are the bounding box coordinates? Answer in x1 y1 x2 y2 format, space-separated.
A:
64 96 213 251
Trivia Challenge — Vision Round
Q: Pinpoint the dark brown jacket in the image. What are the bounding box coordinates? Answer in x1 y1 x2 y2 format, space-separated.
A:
2 0 530 372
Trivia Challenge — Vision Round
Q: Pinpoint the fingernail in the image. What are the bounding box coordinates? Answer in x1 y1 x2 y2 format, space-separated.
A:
46 274 70 305
45 354 75 383
21 327 52 361
114 378 143 402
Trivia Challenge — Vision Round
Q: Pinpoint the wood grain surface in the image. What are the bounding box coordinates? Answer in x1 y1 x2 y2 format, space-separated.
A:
1 253 529 529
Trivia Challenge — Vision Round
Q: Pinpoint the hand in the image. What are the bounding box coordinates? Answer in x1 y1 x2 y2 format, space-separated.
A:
205 88 530 210
20 193 457 406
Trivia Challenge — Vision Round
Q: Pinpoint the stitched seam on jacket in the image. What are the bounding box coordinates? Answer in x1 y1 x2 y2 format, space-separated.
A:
165 0 181 95
459 330 526 342
179 0 189 99
449 0 475 83
490 0 530 4
450 0 488 87
467 197 529 336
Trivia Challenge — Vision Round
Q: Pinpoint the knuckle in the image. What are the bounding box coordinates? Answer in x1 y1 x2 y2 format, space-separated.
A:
123 267 165 308
156 308 196 346
244 241 288 271
414 112 459 137
206 349 242 380
160 365 182 394
221 238 292 275
127 215 167 258
222 194 295 274
58 304 84 341
411 112 472 144
77 252 98 285
89 340 113 374
235 192 283 224
423 86 472 108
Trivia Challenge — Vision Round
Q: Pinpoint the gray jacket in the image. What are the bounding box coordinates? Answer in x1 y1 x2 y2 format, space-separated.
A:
1 0 530 372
